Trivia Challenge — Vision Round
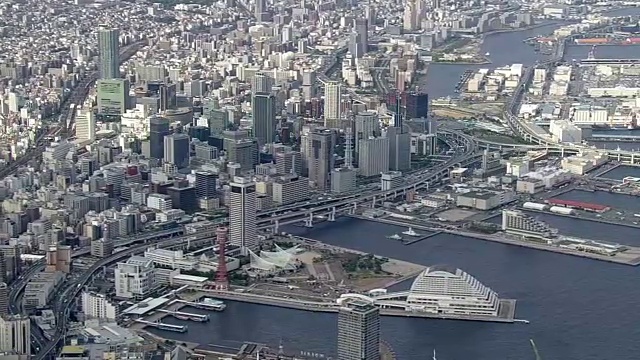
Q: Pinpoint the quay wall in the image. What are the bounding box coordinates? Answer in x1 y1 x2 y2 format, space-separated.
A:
200 290 515 323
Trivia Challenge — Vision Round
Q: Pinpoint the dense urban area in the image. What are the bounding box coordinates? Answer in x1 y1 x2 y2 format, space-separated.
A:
0 0 639 359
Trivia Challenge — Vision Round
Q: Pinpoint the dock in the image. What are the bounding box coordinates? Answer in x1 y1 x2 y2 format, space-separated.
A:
158 309 209 322
199 290 518 324
135 319 188 333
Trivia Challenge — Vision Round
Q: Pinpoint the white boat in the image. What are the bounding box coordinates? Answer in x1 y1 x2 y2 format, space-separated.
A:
485 52 490 56
402 227 422 237
386 234 403 240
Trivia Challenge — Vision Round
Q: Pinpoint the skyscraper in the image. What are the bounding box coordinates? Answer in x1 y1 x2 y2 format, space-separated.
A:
308 128 334 190
405 91 429 120
163 133 190 168
97 78 129 116
355 111 379 155
229 177 257 255
75 109 96 142
358 137 390 177
149 116 171 160
324 81 342 128
337 299 380 360
354 18 369 57
98 26 120 79
0 315 31 356
252 92 277 146
195 171 218 198
0 283 7 316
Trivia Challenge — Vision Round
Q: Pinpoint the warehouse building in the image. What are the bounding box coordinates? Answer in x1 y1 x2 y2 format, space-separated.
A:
456 190 516 210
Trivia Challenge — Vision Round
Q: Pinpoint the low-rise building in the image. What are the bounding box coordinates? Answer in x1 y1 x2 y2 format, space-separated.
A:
456 190 516 210
561 151 608 175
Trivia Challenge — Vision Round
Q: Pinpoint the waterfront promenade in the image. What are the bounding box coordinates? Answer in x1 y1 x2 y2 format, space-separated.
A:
196 290 518 324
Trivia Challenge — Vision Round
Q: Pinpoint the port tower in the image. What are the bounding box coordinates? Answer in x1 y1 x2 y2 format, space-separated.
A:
214 227 229 290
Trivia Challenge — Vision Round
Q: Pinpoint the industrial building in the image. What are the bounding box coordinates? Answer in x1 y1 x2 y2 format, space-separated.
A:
456 190 516 210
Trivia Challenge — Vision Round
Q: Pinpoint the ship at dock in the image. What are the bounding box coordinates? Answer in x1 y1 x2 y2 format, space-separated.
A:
402 227 422 237
192 298 227 311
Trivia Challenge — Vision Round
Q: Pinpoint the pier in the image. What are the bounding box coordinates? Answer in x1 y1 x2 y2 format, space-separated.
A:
135 319 187 333
158 309 209 322
172 299 226 311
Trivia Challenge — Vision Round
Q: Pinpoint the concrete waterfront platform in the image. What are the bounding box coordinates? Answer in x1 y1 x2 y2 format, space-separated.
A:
199 290 518 324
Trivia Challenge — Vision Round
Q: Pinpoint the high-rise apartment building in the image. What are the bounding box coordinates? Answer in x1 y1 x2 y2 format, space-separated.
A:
98 26 120 79
82 291 119 321
163 133 190 168
0 315 30 356
307 129 334 190
252 92 277 146
324 81 342 128
229 177 257 255
251 72 273 93
0 283 7 316
149 116 171 160
337 299 380 360
75 109 96 142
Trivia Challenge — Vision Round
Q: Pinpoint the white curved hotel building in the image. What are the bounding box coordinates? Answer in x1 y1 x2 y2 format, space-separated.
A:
404 265 500 316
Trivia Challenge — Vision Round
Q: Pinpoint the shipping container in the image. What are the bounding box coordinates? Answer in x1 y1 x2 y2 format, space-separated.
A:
522 202 548 211
550 206 574 215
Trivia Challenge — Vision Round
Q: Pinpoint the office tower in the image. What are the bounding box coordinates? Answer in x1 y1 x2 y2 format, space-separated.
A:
98 26 120 79
384 126 411 172
0 315 31 356
354 18 369 57
75 109 96 142
308 128 334 190
97 78 129 115
275 150 303 175
229 177 257 255
223 130 259 171
405 91 429 119
252 72 273 93
0 283 7 316
355 111 379 155
163 133 190 168
324 81 342 128
252 92 277 146
0 245 20 282
195 171 217 198
358 137 390 177
331 167 357 193
337 299 380 360
149 116 171 160
159 83 177 111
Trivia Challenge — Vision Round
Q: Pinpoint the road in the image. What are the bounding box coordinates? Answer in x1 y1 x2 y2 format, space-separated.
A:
33 235 199 360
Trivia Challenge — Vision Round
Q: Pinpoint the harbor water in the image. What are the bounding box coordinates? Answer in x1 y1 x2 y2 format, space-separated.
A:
146 11 640 360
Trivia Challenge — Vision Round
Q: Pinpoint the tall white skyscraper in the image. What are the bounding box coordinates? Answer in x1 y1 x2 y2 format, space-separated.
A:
252 72 273 94
0 315 30 356
358 137 390 177
324 81 342 128
229 177 257 255
75 108 96 142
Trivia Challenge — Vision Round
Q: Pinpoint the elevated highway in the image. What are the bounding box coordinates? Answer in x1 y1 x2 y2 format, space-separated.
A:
504 38 640 164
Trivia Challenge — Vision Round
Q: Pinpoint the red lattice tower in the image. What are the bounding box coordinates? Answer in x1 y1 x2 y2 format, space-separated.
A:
214 227 229 290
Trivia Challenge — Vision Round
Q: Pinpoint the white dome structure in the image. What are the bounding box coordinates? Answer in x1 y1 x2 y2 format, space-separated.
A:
405 265 500 316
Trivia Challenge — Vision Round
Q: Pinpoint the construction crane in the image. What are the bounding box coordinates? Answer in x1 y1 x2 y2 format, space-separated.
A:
530 339 542 360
